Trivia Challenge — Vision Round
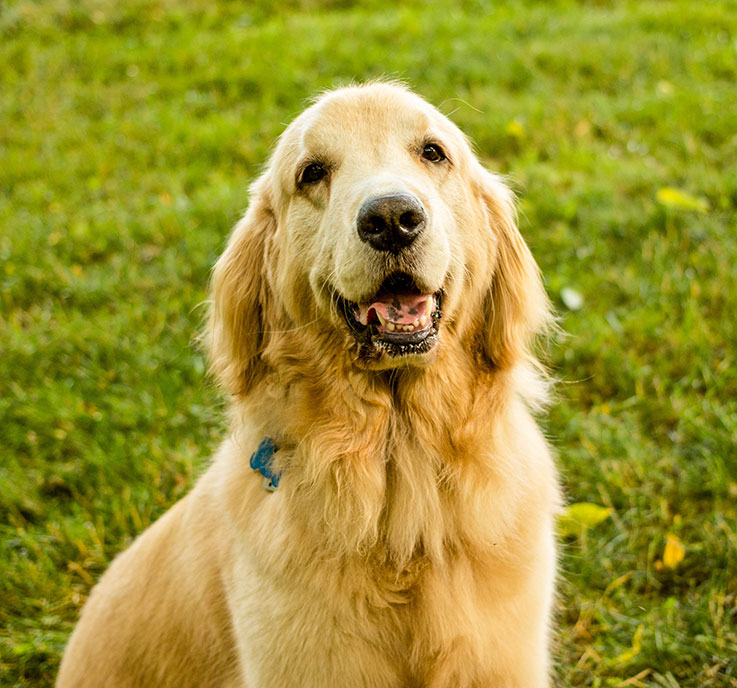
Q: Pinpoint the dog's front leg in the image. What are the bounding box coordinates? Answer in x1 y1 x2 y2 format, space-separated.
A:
227 563 409 688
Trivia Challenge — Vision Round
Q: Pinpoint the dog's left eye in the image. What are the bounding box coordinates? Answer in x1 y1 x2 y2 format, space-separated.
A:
421 144 446 163
300 163 327 185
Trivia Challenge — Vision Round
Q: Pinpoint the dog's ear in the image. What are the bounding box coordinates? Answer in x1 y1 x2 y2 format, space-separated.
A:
206 176 275 396
478 170 552 370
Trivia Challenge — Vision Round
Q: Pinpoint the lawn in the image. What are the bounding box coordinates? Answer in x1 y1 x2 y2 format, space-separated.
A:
1 0 736 685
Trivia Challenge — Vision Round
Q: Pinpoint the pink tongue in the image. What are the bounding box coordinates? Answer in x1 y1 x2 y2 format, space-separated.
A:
358 293 432 326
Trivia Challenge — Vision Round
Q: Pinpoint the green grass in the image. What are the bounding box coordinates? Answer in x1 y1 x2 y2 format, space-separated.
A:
1 0 736 685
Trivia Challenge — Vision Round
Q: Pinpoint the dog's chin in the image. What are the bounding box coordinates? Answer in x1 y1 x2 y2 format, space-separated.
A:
337 272 443 369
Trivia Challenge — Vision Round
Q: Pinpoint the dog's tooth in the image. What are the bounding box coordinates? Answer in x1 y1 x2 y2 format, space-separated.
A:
420 315 427 326
386 321 395 331
404 324 413 332
376 311 387 326
413 318 419 328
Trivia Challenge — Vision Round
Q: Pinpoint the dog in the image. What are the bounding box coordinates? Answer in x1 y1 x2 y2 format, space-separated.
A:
57 82 561 688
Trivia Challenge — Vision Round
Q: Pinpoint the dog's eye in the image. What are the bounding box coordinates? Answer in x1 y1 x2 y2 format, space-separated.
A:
421 144 446 163
300 163 327 185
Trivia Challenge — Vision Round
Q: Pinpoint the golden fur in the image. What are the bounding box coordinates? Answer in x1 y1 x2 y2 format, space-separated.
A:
57 82 561 688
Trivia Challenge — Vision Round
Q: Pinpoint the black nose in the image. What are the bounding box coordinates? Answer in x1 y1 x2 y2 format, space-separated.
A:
356 193 426 252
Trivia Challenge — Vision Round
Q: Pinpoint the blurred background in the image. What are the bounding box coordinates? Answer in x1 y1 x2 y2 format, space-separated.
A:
1 1 736 685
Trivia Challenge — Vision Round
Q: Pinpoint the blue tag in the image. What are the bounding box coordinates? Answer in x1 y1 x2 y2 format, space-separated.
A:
249 437 281 491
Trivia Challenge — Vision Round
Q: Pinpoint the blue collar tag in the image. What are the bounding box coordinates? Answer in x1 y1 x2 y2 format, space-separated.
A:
249 437 281 492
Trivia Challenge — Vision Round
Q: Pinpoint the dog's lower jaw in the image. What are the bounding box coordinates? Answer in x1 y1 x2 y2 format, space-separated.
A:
354 333 441 370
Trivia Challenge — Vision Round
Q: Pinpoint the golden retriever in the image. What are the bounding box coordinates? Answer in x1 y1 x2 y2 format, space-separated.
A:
57 82 560 688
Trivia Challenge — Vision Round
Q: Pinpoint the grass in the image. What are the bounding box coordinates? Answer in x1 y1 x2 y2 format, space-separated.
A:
1 0 736 685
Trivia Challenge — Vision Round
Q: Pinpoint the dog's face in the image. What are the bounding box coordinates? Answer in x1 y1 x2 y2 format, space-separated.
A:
209 84 549 391
269 85 474 366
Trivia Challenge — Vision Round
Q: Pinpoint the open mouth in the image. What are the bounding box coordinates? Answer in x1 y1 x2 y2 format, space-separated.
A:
338 272 443 357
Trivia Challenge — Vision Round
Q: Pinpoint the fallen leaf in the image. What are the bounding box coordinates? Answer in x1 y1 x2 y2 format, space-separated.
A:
613 624 644 664
505 119 526 140
574 119 591 138
656 187 709 213
662 533 685 569
558 502 612 537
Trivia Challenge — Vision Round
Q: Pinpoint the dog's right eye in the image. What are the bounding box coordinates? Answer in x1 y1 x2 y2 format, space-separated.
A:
299 163 327 185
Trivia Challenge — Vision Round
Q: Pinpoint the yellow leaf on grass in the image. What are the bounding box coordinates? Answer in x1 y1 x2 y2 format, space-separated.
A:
662 533 685 569
656 187 709 213
613 624 644 664
558 503 612 537
505 119 526 140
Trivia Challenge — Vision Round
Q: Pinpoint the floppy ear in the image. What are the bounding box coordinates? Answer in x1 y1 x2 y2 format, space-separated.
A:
478 170 552 370
206 176 275 396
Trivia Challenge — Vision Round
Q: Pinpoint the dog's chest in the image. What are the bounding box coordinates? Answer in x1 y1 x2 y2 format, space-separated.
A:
231 548 493 688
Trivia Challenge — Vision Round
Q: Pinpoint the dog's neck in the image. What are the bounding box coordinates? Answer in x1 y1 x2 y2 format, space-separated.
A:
233 331 533 569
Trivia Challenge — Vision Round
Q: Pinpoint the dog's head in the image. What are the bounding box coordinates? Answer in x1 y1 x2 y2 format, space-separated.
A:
208 83 550 394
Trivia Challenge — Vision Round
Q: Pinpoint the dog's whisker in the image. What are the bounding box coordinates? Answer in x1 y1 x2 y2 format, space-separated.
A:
439 97 484 115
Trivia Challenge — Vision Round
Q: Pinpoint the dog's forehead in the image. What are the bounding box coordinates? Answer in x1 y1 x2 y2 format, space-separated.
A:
291 85 445 155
